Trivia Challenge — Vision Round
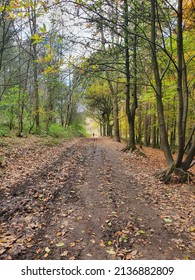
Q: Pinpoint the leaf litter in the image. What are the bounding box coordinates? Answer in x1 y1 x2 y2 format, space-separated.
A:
0 137 194 260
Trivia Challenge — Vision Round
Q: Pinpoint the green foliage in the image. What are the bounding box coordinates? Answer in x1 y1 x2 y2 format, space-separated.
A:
47 124 67 138
67 123 88 138
0 126 11 137
0 86 19 129
48 123 87 139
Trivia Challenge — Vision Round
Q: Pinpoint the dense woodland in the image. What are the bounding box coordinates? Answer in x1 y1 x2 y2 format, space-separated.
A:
0 0 194 181
0 0 195 262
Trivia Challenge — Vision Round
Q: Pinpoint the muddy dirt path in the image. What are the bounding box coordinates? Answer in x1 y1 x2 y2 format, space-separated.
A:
0 138 194 260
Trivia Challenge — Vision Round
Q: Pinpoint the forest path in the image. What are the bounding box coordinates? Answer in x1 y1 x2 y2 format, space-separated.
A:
0 138 194 260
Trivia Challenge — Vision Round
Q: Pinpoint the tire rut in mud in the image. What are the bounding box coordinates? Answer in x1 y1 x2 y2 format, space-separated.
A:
1 138 194 260
0 140 87 259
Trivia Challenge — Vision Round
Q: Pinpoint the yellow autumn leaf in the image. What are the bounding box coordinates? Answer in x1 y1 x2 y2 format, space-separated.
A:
45 247 50 253
9 12 15 19
106 248 116 255
189 226 195 232
56 242 65 247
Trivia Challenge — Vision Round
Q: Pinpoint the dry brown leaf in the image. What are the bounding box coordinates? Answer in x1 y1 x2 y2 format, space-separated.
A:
61 251 68 257
36 248 43 254
69 242 76 247
100 240 105 247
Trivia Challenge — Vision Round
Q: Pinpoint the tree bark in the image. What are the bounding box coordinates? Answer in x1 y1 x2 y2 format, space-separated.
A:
181 137 195 171
150 0 174 165
123 0 136 151
29 0 40 131
175 0 185 167
99 23 120 142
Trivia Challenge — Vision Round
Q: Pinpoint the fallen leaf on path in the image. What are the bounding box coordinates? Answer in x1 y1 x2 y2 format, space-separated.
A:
100 240 105 247
56 232 62 237
114 231 123 237
69 242 76 247
45 247 51 253
87 253 92 257
61 251 68 257
36 248 43 254
189 226 195 232
0 249 6 255
122 229 130 234
131 250 138 256
67 209 74 214
106 248 116 255
136 230 145 235
126 253 133 260
56 242 65 247
163 217 173 223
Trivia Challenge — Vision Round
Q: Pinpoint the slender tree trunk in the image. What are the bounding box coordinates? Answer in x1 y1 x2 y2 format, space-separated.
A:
46 86 53 131
144 108 149 146
18 86 22 137
170 119 177 147
113 91 120 141
150 0 174 165
182 54 189 145
152 115 157 148
33 54 40 130
132 18 138 134
175 0 185 167
103 123 106 136
65 89 72 128
106 78 120 141
29 1 40 131
100 123 103 136
124 0 136 151
100 24 120 142
137 106 142 146
182 137 195 171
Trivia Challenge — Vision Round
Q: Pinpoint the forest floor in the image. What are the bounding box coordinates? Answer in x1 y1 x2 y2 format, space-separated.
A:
0 136 195 260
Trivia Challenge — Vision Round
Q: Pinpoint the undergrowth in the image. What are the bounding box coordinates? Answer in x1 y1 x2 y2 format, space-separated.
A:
48 123 88 139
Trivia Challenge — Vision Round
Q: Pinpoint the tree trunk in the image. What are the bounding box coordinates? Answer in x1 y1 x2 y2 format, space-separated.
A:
144 111 149 146
107 79 120 141
100 123 103 137
18 87 23 137
150 0 174 165
100 24 120 142
181 137 195 171
175 0 185 167
33 55 40 131
123 0 136 151
137 106 142 146
152 115 157 148
65 93 72 128
29 1 40 132
46 88 53 131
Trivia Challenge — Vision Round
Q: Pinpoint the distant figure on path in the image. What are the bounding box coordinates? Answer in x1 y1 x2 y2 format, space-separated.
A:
92 133 95 137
